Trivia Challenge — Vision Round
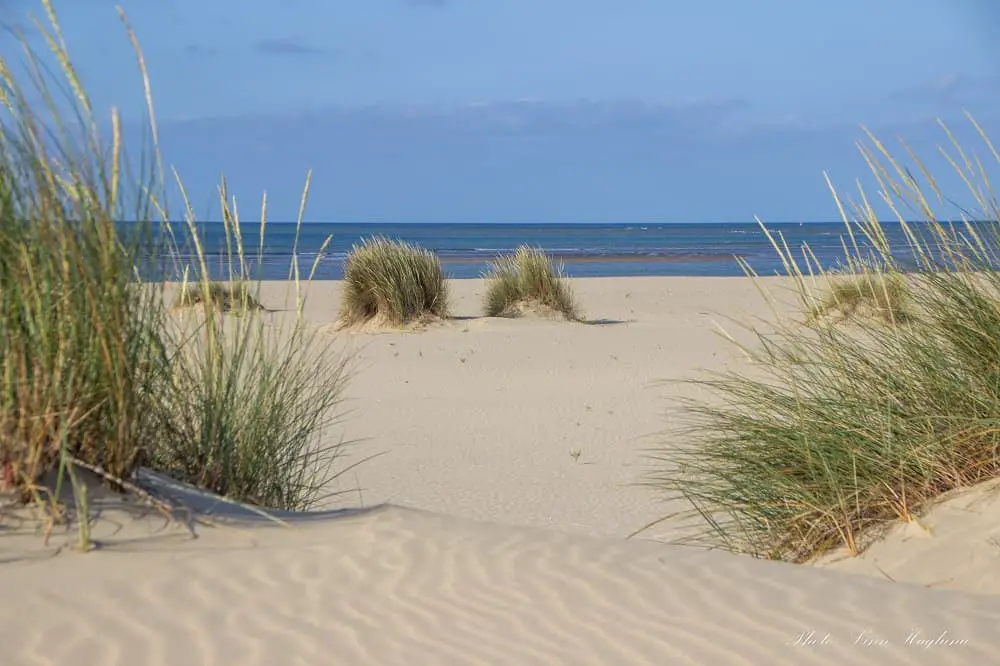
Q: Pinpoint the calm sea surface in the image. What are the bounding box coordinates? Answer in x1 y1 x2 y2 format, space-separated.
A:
150 221 984 280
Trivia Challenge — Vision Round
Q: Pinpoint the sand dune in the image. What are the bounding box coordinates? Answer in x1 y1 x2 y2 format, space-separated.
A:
815 479 1000 595
5 276 1000 664
3 505 999 666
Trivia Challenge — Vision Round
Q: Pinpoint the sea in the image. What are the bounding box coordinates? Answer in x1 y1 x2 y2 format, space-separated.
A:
154 221 986 281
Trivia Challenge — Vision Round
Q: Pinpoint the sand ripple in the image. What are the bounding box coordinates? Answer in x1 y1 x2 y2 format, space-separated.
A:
3 506 998 665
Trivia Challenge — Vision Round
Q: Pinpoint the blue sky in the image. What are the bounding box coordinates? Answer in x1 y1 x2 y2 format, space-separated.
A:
2 0 999 222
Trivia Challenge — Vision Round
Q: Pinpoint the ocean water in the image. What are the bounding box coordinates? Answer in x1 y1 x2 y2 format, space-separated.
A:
155 221 983 280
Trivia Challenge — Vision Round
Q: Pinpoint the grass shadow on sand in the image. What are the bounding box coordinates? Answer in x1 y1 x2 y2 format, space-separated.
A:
1 463 391 560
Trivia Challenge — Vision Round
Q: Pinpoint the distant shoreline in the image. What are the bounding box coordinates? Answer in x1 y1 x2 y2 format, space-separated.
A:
440 252 747 265
139 219 1000 280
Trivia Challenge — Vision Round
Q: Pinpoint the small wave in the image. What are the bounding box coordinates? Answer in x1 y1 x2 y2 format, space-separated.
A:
162 251 346 263
468 247 593 255
162 247 750 266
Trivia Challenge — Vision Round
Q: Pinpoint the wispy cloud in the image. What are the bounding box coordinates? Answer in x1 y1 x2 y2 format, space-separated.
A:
177 98 757 141
184 43 218 58
253 37 326 57
889 73 1000 108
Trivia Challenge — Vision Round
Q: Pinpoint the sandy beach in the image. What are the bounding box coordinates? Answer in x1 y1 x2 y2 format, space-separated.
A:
314 276 774 541
4 276 1000 665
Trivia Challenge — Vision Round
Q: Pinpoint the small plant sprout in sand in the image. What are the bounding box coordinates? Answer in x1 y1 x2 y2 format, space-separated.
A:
569 449 582 462
808 269 911 325
172 280 264 314
337 236 449 329
483 245 580 320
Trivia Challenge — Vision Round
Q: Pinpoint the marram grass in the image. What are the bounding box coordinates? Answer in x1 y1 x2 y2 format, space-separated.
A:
483 245 579 319
172 281 263 314
338 235 449 327
0 0 351 522
808 270 912 325
643 116 1000 563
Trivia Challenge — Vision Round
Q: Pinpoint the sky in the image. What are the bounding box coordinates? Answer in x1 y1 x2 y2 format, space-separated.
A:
1 0 999 222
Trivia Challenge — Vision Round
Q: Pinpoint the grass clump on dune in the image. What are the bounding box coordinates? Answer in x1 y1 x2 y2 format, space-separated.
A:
0 9 169 501
808 269 912 325
172 281 263 313
644 117 1000 562
0 0 351 527
338 235 448 327
150 298 351 511
151 184 350 511
483 245 579 319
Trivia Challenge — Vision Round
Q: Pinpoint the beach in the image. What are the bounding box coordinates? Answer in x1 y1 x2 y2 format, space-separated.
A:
1 0 997 660
309 276 779 540
4 275 1000 665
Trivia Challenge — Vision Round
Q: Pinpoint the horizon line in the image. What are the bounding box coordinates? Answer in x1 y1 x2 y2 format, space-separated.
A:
117 219 965 226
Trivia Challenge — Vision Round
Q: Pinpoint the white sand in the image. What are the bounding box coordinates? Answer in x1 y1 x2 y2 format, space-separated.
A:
816 479 1000 595
4 276 1000 665
3 503 999 665
307 277 782 542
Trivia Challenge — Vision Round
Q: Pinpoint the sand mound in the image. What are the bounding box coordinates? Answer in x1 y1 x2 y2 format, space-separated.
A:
495 299 578 321
814 479 1000 594
329 312 450 334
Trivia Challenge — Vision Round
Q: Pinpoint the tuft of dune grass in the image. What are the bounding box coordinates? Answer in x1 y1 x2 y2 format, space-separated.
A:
643 116 1000 563
483 245 579 319
173 281 263 314
338 236 448 328
0 4 169 498
808 270 911 325
0 0 352 522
